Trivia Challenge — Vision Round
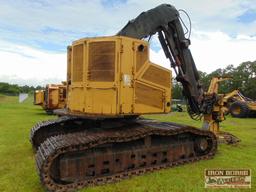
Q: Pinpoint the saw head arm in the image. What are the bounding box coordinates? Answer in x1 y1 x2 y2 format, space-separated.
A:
117 4 204 118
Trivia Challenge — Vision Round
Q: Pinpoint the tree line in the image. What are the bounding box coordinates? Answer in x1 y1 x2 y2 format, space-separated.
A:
1 61 255 98
0 82 44 95
172 61 256 100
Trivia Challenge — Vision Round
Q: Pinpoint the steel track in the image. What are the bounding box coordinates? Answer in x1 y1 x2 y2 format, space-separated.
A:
33 118 217 192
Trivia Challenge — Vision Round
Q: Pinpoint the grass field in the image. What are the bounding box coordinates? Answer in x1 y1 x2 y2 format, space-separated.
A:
0 94 255 192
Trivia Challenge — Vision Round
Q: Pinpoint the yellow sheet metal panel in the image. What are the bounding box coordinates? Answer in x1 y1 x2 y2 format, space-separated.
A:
44 84 67 110
142 64 171 88
67 36 171 116
50 89 59 107
135 43 148 72
86 89 117 114
135 82 163 108
68 86 84 112
119 38 134 114
34 90 44 105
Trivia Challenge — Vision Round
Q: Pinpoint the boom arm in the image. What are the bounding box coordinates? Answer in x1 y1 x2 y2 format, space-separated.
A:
117 4 204 117
117 5 240 143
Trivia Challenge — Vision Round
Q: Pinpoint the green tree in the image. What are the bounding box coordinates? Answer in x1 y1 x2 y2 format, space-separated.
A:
172 80 183 99
0 82 42 95
198 61 256 99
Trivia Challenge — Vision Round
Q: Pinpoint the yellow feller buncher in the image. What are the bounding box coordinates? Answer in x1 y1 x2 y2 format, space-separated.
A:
43 83 67 114
34 90 45 105
224 90 256 118
30 4 238 192
207 77 256 118
34 83 67 114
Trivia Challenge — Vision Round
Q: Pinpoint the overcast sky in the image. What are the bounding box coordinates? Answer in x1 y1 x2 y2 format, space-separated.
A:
0 0 256 86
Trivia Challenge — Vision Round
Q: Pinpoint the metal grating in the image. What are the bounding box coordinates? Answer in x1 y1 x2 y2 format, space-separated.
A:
88 41 115 82
136 45 147 72
142 65 170 88
135 82 163 109
72 44 84 82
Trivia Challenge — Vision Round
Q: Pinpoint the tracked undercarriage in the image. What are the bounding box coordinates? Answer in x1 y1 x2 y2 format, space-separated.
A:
31 117 217 192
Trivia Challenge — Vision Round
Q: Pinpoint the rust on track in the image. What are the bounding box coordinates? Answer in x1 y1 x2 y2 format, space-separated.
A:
31 118 217 192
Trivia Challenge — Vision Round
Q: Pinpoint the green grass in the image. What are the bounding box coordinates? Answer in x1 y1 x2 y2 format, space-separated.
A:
0 94 255 192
